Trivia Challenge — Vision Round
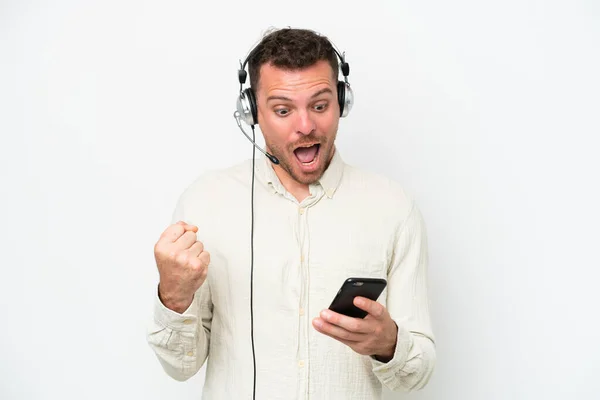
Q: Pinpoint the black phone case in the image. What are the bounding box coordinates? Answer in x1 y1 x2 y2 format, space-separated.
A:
328 277 387 318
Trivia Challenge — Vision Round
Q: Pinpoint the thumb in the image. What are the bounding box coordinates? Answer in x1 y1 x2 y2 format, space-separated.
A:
176 220 198 232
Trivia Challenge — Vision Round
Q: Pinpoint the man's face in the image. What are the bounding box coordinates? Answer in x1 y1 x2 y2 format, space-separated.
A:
255 60 340 185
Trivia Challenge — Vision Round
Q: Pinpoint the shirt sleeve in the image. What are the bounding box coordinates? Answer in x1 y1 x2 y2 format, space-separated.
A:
370 200 437 391
146 282 213 381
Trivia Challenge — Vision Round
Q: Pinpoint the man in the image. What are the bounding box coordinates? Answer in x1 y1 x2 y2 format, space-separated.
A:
147 28 436 399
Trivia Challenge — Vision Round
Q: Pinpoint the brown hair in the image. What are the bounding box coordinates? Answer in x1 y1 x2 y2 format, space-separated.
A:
247 28 339 90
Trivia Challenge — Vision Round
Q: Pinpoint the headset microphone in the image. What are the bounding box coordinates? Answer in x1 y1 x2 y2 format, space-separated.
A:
233 111 280 164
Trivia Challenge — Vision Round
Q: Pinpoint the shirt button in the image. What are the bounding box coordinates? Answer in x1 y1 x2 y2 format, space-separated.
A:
299 207 305 214
183 319 193 324
299 308 305 316
298 360 304 367
187 351 194 356
300 255 304 262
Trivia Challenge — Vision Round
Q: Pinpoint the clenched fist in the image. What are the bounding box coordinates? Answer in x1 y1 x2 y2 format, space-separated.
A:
154 221 210 313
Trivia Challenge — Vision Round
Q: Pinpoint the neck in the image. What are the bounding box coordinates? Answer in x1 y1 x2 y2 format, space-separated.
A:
273 165 311 203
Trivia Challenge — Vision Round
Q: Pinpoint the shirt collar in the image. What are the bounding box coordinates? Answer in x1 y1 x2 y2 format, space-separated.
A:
256 147 344 199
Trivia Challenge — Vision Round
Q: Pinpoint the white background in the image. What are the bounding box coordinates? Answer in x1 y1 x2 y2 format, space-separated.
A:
1 1 599 399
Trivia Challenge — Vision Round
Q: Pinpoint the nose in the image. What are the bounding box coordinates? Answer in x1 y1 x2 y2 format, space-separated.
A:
295 109 316 136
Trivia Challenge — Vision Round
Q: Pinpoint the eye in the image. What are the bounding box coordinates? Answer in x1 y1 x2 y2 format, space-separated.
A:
274 108 290 117
314 103 328 112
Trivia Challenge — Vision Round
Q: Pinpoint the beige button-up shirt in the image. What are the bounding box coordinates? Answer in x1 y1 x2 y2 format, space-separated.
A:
147 149 436 399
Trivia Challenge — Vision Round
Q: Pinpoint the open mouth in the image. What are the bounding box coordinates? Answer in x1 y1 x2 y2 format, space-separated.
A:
293 143 321 166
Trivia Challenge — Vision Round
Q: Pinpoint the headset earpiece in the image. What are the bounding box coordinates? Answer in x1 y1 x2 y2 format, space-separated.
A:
236 62 258 126
246 88 258 125
336 56 353 117
236 87 258 126
337 80 353 118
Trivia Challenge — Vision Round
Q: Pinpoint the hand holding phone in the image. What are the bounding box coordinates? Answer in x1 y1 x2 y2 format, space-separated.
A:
328 277 387 318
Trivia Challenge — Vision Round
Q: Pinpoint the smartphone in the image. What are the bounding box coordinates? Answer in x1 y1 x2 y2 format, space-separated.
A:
328 277 387 318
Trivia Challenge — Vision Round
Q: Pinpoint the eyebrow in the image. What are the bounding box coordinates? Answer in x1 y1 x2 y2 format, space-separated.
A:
266 87 334 103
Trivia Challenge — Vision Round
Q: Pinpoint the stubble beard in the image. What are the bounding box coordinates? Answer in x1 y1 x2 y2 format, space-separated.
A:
267 137 335 185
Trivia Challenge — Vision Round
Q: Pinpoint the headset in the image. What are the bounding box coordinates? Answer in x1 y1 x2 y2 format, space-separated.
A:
233 30 354 400
234 35 354 128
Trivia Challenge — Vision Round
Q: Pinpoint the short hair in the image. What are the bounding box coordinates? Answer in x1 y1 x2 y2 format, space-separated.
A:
247 28 339 90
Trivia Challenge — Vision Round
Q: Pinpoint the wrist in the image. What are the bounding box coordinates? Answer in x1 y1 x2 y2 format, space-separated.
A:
374 321 398 362
373 346 395 363
158 284 193 314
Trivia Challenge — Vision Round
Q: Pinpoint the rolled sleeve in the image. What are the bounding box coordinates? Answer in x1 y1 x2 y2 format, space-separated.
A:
153 287 199 333
147 283 212 381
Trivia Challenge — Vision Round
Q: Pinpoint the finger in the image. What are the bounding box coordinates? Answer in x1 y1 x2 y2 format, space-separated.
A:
319 309 373 334
353 297 385 319
187 241 205 257
198 250 210 266
159 222 197 243
311 321 371 356
312 317 366 342
189 255 208 273
173 230 197 250
176 220 198 232
160 223 187 243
